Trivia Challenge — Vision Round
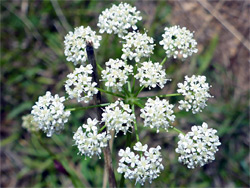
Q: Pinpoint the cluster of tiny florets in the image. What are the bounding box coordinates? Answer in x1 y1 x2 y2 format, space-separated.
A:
65 64 98 103
140 97 175 133
73 118 111 158
175 122 221 169
117 142 164 185
102 100 135 136
64 26 102 65
101 59 133 92
121 31 154 62
22 114 40 132
97 2 142 38
31 91 70 137
177 75 213 114
159 25 198 59
135 61 170 89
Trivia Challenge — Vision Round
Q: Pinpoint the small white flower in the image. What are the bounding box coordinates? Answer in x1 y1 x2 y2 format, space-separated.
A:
140 97 175 133
159 25 198 59
175 122 221 169
117 142 164 185
97 2 142 38
121 31 155 62
22 114 40 132
73 118 111 158
177 75 213 114
65 64 98 103
135 61 171 89
101 59 133 92
134 142 148 152
102 100 135 136
64 26 102 65
31 91 70 137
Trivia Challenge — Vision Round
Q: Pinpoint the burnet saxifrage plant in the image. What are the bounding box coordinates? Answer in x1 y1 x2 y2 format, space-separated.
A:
23 2 221 186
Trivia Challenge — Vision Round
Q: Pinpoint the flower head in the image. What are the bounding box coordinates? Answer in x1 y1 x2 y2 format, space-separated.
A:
31 91 70 137
177 75 213 114
22 114 40 132
135 61 170 89
102 100 135 136
121 31 154 62
64 26 102 65
175 122 221 169
140 97 175 133
97 2 142 37
117 142 164 185
159 25 198 59
73 118 111 158
101 59 133 92
65 64 98 103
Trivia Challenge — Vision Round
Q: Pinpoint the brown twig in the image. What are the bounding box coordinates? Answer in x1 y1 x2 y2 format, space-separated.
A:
86 42 117 188
198 0 250 51
196 1 224 38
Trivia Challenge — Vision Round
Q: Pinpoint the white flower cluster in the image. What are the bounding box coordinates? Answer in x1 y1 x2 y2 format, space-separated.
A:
117 142 164 185
102 100 135 136
73 118 111 158
135 61 170 89
22 114 40 132
101 59 133 92
140 97 175 133
31 91 70 137
64 26 102 65
159 25 198 59
65 64 98 103
177 75 213 114
121 31 154 62
175 122 221 169
97 2 142 38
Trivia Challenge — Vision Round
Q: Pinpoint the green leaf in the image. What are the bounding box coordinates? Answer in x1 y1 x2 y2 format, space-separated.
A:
60 159 85 187
7 101 33 119
1 133 19 147
198 35 219 74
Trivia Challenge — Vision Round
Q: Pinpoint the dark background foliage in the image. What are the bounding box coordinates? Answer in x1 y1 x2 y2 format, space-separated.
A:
1 0 249 187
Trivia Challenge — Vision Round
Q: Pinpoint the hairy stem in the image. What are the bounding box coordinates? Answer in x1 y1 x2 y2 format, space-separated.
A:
86 42 117 188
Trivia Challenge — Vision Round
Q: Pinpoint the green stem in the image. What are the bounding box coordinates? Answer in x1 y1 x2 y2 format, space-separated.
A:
122 85 130 96
160 56 168 66
132 105 139 142
127 81 131 93
138 93 181 99
131 66 137 93
96 61 103 71
135 86 144 97
98 125 107 133
133 100 144 108
171 127 185 135
66 103 110 111
97 87 125 98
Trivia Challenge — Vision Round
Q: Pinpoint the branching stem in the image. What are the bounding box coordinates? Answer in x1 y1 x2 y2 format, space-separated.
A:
138 93 181 99
66 103 110 112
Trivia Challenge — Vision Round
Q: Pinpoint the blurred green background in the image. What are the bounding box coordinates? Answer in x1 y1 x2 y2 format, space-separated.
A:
1 1 249 187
